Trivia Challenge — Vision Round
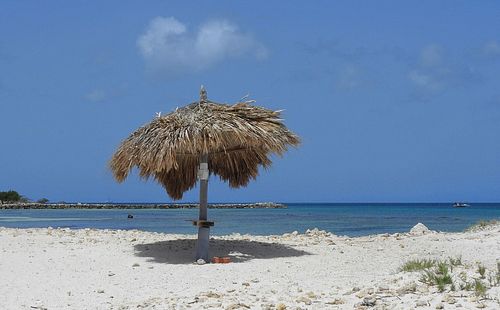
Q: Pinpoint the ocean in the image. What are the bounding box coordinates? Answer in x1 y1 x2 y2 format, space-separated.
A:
1 203 499 236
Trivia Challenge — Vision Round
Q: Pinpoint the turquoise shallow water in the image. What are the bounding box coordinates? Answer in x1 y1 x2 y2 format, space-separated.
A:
1 203 499 236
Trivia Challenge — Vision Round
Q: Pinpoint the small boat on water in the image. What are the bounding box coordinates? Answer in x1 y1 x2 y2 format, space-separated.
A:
453 202 470 208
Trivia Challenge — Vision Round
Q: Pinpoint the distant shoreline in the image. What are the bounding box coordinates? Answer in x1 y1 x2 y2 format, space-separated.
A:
0 202 286 209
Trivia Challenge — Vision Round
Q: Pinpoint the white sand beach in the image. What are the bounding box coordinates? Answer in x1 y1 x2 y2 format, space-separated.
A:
1 224 499 309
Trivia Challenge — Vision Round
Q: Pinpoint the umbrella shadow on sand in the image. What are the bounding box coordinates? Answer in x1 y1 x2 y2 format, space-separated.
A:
134 239 311 264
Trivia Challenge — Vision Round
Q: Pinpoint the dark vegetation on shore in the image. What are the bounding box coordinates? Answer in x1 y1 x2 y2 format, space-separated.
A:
0 190 49 204
0 190 26 203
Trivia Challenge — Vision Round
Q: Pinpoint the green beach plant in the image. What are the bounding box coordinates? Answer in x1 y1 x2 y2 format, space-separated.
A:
477 264 486 279
473 279 487 297
465 220 499 232
403 257 500 295
497 261 500 282
419 269 453 292
400 259 436 272
488 261 500 287
450 282 456 291
400 257 468 293
437 261 449 275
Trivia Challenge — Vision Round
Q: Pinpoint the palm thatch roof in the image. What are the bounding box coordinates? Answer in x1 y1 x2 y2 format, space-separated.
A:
110 87 300 200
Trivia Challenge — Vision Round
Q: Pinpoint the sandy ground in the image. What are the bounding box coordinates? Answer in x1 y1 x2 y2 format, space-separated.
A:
0 224 499 310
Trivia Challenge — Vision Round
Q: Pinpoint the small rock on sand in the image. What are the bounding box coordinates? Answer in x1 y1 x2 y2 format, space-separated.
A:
416 284 429 294
306 291 316 299
326 298 345 305
442 294 456 304
276 303 286 310
397 282 416 295
226 303 250 310
362 297 376 306
196 259 206 265
377 285 389 292
295 296 312 305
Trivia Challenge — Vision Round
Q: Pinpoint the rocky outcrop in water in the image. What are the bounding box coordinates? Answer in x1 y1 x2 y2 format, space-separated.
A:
0 202 286 209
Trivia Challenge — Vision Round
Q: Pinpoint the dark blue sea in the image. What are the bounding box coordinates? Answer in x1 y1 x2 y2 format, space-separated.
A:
1 203 499 237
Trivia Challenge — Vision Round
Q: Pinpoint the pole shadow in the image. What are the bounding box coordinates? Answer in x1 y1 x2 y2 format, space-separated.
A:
134 238 311 264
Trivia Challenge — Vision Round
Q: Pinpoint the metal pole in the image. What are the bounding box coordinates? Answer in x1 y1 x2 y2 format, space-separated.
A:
195 153 209 262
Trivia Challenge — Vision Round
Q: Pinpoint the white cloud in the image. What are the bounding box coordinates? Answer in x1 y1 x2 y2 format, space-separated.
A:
85 84 128 103
408 70 443 92
483 40 500 57
407 45 482 99
335 65 364 90
407 45 446 93
137 17 268 74
408 45 447 92
419 44 443 67
408 45 457 93
85 89 107 102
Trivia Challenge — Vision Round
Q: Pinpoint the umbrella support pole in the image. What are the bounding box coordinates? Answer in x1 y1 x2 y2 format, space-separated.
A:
195 154 210 262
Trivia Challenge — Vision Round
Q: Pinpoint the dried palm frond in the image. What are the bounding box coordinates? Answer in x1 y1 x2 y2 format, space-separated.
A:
110 87 300 200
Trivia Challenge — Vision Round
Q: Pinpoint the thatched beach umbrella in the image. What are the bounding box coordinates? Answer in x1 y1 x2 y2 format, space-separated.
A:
110 86 300 262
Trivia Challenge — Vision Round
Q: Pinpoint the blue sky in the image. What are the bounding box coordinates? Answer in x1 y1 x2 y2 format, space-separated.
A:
1 1 500 203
